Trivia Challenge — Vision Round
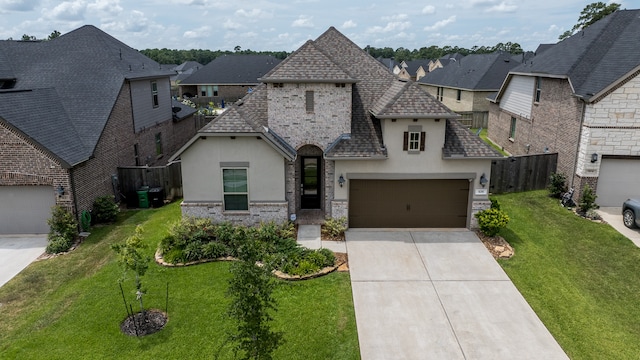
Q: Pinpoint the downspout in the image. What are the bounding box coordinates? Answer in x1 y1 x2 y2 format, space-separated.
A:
570 99 587 189
69 167 80 223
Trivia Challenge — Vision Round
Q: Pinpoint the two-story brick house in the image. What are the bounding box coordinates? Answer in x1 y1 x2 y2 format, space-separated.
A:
0 25 197 234
488 10 640 206
170 27 503 229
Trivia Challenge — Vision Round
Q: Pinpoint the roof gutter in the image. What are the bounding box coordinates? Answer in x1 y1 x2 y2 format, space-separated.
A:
371 112 460 120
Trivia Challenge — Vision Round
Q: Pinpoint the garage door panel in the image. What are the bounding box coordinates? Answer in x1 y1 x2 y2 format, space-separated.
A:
349 179 469 228
596 158 640 207
0 186 55 234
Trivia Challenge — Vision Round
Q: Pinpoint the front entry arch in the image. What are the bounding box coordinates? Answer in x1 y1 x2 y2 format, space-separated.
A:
296 145 323 211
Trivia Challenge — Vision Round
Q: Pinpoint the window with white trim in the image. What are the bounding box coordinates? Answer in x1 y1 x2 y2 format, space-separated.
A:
535 77 542 103
151 81 159 108
222 168 249 211
403 126 426 153
509 117 517 139
409 132 421 151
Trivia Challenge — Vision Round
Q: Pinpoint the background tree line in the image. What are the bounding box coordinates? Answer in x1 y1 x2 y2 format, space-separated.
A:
139 48 289 65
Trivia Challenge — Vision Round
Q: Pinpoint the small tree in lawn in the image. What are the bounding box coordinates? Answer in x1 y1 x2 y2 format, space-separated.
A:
112 225 150 318
227 229 283 359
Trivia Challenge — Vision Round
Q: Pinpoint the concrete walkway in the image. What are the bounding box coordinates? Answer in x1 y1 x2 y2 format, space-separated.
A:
0 235 47 288
597 207 640 247
296 224 346 253
346 229 568 360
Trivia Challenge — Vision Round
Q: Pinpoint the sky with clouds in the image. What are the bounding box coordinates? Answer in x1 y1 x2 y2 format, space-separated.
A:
0 0 635 53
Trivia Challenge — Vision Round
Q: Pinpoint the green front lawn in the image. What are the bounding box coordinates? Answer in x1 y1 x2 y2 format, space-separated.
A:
495 191 640 359
0 202 359 359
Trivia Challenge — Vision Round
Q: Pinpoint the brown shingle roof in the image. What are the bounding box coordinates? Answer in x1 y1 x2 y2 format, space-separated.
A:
198 27 489 159
443 119 503 158
371 79 459 119
260 40 355 83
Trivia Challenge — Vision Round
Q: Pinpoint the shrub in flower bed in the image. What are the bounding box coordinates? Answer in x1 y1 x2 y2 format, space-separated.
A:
158 219 335 276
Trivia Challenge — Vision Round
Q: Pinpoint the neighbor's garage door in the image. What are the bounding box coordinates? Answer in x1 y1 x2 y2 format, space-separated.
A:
0 186 55 234
349 179 469 228
596 157 640 207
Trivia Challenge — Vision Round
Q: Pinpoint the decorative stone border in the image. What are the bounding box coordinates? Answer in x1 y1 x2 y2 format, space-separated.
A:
155 248 346 281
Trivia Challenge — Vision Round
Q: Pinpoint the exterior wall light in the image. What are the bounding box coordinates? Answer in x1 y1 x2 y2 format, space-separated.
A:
479 173 488 187
56 185 65 196
338 174 345 187
591 153 598 163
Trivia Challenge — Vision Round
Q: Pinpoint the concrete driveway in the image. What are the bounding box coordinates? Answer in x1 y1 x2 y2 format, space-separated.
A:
346 229 568 360
0 235 47 288
597 207 640 247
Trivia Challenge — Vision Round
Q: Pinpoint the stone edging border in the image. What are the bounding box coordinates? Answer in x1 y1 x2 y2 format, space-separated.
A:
155 249 345 281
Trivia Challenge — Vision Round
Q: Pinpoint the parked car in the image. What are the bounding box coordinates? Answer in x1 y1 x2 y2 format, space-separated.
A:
622 198 640 228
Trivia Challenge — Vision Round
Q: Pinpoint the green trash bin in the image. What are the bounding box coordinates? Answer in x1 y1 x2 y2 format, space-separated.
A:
137 186 150 208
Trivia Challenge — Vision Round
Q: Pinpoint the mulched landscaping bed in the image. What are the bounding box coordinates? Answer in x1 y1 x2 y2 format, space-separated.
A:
120 309 168 337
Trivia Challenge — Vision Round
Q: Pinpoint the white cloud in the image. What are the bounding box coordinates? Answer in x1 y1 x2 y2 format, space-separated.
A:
367 18 411 34
421 5 435 14
45 1 86 21
487 1 517 13
0 0 39 12
424 15 456 31
183 25 211 39
101 10 149 33
223 18 241 30
292 15 314 28
342 20 357 29
235 8 273 20
87 0 123 17
382 13 409 21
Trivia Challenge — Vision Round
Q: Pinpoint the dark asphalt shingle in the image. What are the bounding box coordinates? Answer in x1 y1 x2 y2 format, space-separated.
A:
419 52 520 91
507 9 640 100
181 55 281 85
0 25 173 166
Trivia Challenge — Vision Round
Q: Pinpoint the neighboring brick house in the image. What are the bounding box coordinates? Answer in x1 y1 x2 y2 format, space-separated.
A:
178 55 282 106
418 52 520 127
0 25 197 234
170 27 502 229
488 9 640 206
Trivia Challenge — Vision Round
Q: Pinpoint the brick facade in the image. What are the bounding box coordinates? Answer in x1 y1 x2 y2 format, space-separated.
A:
0 121 72 210
490 73 640 202
489 77 583 180
1 81 199 219
267 82 351 150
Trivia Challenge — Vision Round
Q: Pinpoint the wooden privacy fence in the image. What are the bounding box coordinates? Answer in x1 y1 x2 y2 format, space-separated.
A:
117 163 182 207
489 153 558 194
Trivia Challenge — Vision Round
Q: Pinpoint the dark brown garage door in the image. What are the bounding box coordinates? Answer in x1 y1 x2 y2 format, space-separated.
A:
349 179 469 228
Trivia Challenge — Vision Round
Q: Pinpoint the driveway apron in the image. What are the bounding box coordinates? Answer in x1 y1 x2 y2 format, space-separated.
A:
0 235 47 288
346 229 568 360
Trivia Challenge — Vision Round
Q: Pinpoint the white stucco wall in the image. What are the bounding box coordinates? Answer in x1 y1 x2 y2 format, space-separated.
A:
576 74 640 177
181 136 286 202
332 119 493 200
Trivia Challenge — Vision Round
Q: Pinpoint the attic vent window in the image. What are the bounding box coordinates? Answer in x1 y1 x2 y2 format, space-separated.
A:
273 83 284 88
335 83 345 88
305 91 314 113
